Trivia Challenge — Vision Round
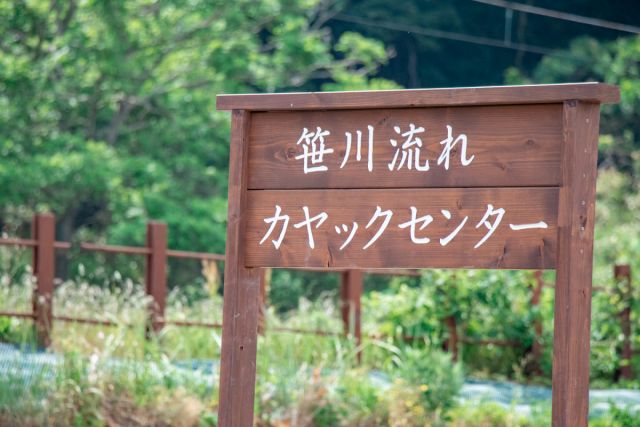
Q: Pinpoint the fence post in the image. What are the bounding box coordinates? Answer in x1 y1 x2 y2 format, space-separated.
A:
146 222 167 335
32 213 55 348
340 269 363 363
444 315 459 362
614 264 633 380
258 269 270 335
529 270 545 375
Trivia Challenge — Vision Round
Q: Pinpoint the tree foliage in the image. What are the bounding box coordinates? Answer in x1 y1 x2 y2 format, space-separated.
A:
3 3 640 373
0 0 394 255
331 0 640 88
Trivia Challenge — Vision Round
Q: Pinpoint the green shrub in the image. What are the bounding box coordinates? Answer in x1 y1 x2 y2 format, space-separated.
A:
448 402 529 427
590 404 640 427
337 369 388 425
393 347 463 415
385 381 432 427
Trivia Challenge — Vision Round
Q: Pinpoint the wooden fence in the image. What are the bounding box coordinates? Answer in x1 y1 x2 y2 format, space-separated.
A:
0 213 635 378
0 214 417 346
440 267 636 379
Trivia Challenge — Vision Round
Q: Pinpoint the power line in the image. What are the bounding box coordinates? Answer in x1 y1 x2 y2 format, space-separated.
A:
332 14 578 60
473 0 640 35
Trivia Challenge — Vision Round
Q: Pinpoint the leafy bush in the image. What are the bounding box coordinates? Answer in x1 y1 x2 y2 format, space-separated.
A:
590 404 640 427
385 382 432 427
393 347 463 415
364 270 542 379
448 402 529 427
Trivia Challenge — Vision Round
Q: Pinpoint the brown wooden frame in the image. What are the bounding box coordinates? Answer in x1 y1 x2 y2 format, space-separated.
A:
216 83 619 426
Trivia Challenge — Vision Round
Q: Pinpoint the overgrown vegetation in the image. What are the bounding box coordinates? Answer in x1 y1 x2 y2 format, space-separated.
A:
1 257 639 425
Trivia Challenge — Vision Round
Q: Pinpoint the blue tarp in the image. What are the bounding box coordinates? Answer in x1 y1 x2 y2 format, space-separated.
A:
1 343 639 416
459 378 640 416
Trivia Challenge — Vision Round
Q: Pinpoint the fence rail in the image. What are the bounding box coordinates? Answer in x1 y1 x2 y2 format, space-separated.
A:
0 310 35 319
0 213 635 378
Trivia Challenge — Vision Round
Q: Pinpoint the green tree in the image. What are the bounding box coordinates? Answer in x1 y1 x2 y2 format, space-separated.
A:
0 0 394 259
333 0 640 88
505 35 640 177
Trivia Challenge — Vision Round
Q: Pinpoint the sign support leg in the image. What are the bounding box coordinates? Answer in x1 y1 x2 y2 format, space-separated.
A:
551 101 599 426
218 110 261 427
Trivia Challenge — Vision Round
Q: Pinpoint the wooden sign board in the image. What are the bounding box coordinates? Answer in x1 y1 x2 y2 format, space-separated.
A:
216 83 619 427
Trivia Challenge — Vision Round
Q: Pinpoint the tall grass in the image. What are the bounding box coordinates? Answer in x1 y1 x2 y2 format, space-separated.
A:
0 267 638 426
0 271 462 426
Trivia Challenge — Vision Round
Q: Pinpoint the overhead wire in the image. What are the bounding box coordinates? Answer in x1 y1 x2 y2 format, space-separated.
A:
332 14 581 61
472 0 640 35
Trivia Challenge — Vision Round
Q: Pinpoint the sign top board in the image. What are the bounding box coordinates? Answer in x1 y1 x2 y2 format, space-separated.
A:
217 82 619 111
215 83 618 271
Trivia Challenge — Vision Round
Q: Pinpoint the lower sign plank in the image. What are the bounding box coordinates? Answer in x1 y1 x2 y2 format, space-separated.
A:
245 188 558 269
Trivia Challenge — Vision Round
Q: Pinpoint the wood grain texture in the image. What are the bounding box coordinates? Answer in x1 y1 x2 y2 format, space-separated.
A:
245 188 558 269
551 101 600 427
248 104 563 189
217 83 619 111
218 110 262 427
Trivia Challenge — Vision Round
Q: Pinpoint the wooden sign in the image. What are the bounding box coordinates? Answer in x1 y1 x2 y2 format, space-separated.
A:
216 83 619 427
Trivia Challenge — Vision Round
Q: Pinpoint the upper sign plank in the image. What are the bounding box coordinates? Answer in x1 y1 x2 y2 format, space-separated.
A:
248 104 562 189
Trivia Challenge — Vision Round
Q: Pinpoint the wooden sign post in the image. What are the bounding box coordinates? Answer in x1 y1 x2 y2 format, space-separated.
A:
216 83 619 426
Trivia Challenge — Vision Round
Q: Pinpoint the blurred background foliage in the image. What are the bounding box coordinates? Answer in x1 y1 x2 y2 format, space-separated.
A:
1 0 640 381
2 1 640 424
